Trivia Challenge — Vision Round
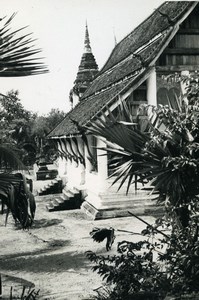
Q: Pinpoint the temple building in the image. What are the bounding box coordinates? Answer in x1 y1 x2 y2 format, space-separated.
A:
48 1 199 219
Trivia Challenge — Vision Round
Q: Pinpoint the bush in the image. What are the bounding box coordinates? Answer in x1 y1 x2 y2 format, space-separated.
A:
87 216 199 299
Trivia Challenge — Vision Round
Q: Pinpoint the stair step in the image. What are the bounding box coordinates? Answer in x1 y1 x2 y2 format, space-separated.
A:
70 187 80 194
60 194 67 201
46 191 83 212
46 203 55 212
54 197 65 205
63 190 75 198
51 200 60 207
38 178 62 196
51 197 67 207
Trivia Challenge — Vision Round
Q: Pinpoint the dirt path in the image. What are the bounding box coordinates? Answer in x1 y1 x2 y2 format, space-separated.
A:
0 194 155 299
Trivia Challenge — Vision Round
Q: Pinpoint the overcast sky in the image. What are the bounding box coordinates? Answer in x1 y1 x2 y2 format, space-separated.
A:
1 0 165 115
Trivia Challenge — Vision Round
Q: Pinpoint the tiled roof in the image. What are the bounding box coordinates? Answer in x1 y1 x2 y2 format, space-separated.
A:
48 1 197 138
48 75 141 137
99 1 194 75
82 28 173 98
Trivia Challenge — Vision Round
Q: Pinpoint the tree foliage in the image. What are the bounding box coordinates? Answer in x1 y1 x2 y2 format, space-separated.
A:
0 90 65 166
31 108 65 163
0 90 36 166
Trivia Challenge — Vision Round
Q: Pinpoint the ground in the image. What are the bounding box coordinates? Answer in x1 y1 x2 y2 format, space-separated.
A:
0 181 155 300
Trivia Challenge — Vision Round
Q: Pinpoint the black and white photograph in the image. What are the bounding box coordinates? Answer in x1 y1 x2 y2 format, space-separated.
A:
0 1 199 299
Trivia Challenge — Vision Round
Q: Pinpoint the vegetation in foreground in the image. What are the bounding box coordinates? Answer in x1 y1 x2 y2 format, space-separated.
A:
0 14 48 230
0 277 40 300
86 73 199 299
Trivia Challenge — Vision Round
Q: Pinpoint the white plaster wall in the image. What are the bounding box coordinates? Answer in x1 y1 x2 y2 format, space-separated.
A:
57 156 67 177
66 160 81 189
84 138 109 207
85 171 100 193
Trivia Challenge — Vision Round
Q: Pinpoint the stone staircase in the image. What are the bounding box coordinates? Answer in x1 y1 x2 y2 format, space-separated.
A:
82 179 163 219
37 178 62 196
46 187 83 212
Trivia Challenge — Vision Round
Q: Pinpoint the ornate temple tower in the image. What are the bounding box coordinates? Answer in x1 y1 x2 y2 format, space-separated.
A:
69 23 99 109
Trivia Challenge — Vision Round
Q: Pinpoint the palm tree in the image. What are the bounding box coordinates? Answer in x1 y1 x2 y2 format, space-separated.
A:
86 75 199 228
0 14 48 228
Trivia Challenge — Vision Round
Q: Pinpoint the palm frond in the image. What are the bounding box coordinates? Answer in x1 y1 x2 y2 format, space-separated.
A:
90 227 115 251
0 144 26 171
0 173 36 228
0 15 48 76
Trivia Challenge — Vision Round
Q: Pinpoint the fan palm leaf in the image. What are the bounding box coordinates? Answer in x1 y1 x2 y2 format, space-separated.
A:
0 14 48 76
90 227 115 251
0 144 25 171
0 173 36 228
87 97 199 227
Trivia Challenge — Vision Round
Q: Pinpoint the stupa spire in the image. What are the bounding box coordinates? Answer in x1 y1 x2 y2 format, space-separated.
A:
84 21 92 53
69 22 99 109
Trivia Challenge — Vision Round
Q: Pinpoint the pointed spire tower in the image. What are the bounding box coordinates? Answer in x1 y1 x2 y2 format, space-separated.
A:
70 22 99 109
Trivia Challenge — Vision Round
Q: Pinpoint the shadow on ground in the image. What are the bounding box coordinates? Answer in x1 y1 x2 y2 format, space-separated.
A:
32 218 63 229
0 250 89 273
0 239 71 260
12 218 63 230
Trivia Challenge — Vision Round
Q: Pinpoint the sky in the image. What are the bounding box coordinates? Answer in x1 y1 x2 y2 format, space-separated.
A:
0 0 165 115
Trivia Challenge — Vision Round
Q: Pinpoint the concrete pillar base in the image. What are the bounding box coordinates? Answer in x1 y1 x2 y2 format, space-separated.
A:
81 197 163 220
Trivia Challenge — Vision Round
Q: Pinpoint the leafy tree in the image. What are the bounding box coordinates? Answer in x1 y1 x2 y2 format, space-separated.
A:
0 98 66 167
31 109 65 163
46 108 66 130
0 90 33 122
0 90 37 165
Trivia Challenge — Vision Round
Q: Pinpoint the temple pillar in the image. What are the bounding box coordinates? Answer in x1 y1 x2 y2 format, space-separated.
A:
77 137 86 185
97 138 108 192
147 67 157 106
84 135 93 174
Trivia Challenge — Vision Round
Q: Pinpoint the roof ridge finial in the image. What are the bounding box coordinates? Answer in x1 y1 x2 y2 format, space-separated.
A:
84 20 92 53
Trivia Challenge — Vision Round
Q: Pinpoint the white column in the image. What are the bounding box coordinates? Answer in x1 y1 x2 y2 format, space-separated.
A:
59 140 68 185
97 138 108 192
77 137 86 185
84 135 93 173
62 140 73 188
70 140 78 168
147 67 157 106
57 156 66 176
